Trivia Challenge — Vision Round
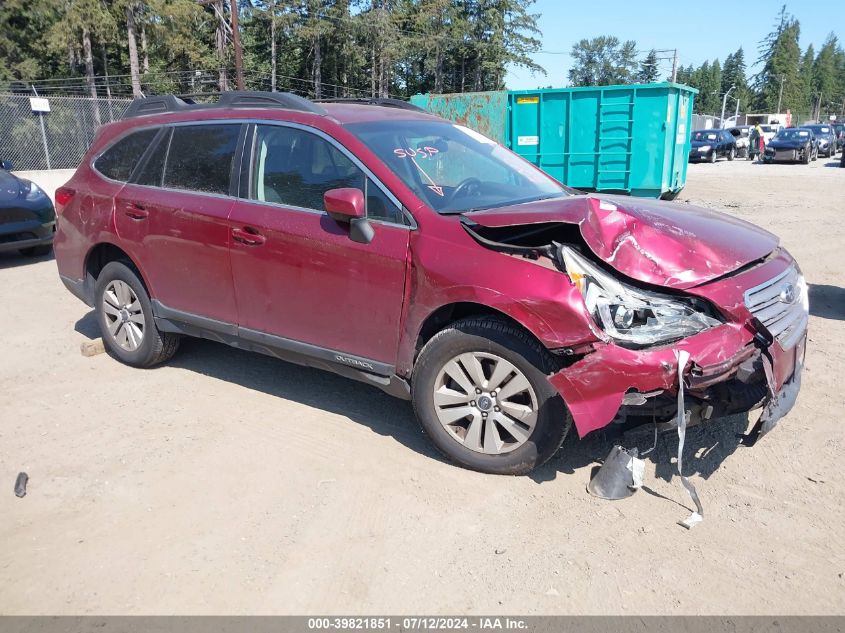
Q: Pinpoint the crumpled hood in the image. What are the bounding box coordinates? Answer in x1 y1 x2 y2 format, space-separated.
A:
462 194 779 290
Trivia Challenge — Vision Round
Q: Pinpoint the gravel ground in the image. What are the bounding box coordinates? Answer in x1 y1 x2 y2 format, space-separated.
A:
0 156 843 615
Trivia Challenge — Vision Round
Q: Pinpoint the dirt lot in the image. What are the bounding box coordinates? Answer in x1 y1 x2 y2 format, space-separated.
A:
1 157 843 615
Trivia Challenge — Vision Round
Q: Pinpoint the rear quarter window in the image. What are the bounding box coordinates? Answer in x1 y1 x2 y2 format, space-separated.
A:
163 124 242 195
94 128 159 182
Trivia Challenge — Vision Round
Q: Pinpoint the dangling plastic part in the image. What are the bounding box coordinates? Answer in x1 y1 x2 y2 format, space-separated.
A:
674 350 704 529
587 445 645 500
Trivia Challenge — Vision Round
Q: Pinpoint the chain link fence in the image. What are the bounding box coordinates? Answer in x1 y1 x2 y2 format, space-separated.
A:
0 94 132 171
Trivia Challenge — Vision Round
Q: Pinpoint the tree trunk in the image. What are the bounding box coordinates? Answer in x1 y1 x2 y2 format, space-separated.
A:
434 44 443 93
215 0 228 91
371 43 376 97
125 3 143 98
313 35 322 99
140 15 149 73
270 0 276 91
82 27 101 126
67 41 76 73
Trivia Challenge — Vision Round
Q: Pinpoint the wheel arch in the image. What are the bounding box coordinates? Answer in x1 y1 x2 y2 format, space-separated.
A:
83 242 152 301
411 301 551 368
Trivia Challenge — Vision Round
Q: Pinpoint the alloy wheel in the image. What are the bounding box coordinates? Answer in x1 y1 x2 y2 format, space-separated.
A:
102 280 145 351
432 352 539 455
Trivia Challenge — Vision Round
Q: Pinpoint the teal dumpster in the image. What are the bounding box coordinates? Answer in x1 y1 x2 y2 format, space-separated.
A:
410 83 697 199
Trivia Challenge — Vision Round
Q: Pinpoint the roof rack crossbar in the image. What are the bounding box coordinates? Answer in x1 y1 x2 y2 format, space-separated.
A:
122 90 326 120
314 97 426 113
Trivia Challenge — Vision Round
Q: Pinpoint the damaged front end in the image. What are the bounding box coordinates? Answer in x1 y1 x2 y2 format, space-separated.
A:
460 195 808 443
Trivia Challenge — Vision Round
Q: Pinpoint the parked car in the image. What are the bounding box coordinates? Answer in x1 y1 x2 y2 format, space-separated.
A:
0 160 56 257
689 129 737 162
833 123 844 151
54 92 808 475
763 128 819 164
728 126 751 158
803 124 837 157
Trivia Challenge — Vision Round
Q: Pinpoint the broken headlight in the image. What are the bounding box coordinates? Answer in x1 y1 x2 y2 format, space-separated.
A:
560 245 721 346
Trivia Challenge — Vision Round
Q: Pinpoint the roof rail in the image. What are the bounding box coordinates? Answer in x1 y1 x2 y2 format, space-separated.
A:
314 97 426 113
122 90 326 120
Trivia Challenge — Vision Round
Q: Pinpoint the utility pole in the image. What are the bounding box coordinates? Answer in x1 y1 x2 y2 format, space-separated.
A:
230 0 244 90
671 49 678 83
720 85 736 128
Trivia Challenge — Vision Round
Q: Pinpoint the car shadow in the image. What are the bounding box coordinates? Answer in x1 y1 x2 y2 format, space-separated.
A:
0 249 54 269
808 283 845 320
823 159 843 167
74 310 441 463
532 412 750 486
73 308 755 481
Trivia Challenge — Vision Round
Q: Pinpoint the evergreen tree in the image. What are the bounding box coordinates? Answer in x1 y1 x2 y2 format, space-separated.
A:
753 5 802 113
636 49 659 83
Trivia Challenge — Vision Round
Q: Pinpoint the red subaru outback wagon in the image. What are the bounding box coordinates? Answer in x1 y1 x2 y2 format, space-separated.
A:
54 91 807 474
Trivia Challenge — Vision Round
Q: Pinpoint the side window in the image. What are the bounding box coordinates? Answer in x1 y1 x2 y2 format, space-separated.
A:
163 124 241 195
365 179 403 223
94 128 158 182
134 128 171 187
252 124 402 222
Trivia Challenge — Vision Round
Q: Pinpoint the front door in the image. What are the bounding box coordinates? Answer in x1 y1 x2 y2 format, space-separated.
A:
228 123 410 367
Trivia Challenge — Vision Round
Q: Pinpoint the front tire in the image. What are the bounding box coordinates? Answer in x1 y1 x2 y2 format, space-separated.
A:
411 317 571 475
727 146 735 161
708 150 717 163
94 261 179 368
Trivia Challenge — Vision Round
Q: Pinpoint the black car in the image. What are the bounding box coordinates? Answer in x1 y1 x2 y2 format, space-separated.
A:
804 124 837 157
689 129 737 162
0 161 56 257
762 128 818 164
832 123 844 153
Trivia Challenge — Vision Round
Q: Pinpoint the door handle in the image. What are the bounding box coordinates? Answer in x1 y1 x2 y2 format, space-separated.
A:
232 227 266 246
123 202 148 220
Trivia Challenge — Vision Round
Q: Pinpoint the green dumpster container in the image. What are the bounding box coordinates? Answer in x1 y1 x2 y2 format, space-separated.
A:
410 83 697 199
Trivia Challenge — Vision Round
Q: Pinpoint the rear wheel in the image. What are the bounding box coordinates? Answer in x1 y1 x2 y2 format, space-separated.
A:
94 261 179 368
412 317 570 475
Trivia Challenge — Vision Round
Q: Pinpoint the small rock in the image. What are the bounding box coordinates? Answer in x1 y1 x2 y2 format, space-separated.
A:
545 587 559 597
80 338 106 357
494 548 506 555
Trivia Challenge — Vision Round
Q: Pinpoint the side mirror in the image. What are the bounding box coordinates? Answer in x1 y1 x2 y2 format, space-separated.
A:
324 187 374 244
0 160 12 171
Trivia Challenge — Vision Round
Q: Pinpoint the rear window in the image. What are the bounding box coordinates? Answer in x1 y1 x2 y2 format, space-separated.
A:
163 124 241 195
95 128 158 182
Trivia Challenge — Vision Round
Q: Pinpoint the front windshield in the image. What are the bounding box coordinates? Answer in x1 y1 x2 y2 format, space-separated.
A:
346 120 568 214
808 126 831 134
692 131 719 141
776 129 811 141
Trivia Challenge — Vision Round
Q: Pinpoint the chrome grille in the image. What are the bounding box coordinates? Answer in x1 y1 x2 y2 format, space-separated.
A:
744 265 808 350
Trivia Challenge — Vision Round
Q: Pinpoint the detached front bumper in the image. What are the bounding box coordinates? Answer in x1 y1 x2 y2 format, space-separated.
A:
549 250 808 439
550 322 806 438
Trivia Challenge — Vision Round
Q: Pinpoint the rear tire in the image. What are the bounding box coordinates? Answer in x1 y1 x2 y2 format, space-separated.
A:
19 244 52 257
94 261 179 368
411 317 571 475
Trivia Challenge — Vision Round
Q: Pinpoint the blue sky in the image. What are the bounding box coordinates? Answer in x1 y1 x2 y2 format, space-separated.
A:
505 0 845 89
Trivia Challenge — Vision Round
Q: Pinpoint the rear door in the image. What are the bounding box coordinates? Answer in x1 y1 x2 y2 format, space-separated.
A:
227 122 410 367
114 122 244 324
